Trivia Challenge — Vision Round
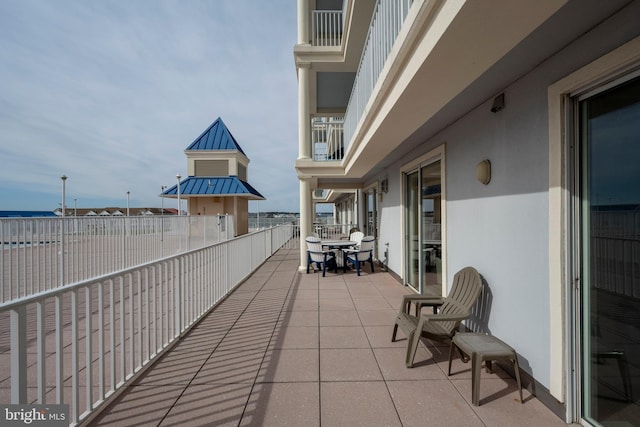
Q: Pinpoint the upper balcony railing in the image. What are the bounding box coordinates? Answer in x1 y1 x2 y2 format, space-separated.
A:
312 10 343 46
343 0 414 152
311 116 345 161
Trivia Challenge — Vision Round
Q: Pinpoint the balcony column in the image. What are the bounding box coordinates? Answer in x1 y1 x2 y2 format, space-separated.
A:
299 178 313 270
356 189 363 229
297 0 309 44
298 62 311 160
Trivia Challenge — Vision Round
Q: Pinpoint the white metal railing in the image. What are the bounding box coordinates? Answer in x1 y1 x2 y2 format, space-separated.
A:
249 216 298 231
311 223 357 239
312 116 345 161
343 0 415 151
312 10 343 46
590 210 640 297
1 224 296 425
591 235 640 297
1 215 235 304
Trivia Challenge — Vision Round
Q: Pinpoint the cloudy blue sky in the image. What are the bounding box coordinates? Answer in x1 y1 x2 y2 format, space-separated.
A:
0 0 301 213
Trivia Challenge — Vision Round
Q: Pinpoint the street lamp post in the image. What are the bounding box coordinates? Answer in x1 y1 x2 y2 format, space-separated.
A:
74 198 77 216
126 191 130 216
61 175 67 217
176 174 182 215
161 186 166 215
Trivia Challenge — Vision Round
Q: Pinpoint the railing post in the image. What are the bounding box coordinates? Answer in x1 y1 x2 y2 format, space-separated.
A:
10 306 27 403
60 217 66 289
71 289 79 423
270 228 274 255
55 294 64 403
36 301 46 403
1 220 4 302
203 215 207 246
187 216 191 251
122 217 127 270
175 258 182 335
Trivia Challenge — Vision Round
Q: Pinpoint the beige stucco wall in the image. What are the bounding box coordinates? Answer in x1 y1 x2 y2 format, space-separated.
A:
187 196 250 236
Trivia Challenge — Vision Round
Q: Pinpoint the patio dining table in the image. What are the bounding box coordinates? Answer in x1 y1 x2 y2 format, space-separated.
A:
321 240 356 271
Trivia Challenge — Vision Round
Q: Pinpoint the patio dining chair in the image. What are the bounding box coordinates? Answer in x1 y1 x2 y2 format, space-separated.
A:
349 230 364 248
391 266 483 367
306 236 338 277
343 235 375 276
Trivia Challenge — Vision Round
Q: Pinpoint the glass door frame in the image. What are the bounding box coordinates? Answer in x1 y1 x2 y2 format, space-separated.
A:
363 183 378 257
547 36 640 423
363 184 378 239
401 145 446 295
570 69 640 425
404 169 420 291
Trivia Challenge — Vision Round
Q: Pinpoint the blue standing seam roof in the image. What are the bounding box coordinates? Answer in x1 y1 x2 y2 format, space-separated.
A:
185 117 247 156
161 177 264 199
0 211 57 218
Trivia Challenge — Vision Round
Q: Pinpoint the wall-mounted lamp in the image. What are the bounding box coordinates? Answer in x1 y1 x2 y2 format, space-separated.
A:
476 159 491 185
490 93 505 113
380 179 389 193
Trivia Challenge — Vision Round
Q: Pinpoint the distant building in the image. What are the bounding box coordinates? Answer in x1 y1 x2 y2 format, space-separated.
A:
52 207 176 216
161 117 265 236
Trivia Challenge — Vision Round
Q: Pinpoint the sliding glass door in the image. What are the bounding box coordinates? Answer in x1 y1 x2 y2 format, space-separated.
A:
364 188 377 239
579 75 640 425
405 160 442 294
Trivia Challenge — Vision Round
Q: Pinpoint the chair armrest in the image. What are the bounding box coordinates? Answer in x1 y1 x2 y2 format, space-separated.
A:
400 294 444 315
416 300 444 315
419 311 470 323
401 294 442 303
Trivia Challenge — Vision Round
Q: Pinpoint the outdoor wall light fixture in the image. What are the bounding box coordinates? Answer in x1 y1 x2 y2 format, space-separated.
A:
491 93 505 113
476 159 491 185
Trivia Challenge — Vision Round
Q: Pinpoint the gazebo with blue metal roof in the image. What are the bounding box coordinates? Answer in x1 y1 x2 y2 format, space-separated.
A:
161 117 265 235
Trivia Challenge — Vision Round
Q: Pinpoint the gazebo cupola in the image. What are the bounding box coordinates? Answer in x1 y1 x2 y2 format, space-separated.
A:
162 117 264 236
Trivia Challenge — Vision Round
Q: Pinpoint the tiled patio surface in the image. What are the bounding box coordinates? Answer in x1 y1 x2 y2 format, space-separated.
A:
90 246 568 426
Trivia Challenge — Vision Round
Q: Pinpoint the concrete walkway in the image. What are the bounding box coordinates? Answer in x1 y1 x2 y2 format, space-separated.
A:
90 246 567 426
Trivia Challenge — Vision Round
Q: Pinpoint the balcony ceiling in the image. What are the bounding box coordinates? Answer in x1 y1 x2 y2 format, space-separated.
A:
313 0 634 189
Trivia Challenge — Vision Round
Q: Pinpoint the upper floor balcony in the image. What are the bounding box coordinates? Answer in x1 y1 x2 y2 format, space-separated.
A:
312 116 344 161
312 9 343 47
298 0 577 183
296 0 415 168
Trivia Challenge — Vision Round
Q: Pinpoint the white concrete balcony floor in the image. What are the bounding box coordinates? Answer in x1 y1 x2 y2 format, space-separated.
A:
90 245 567 426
